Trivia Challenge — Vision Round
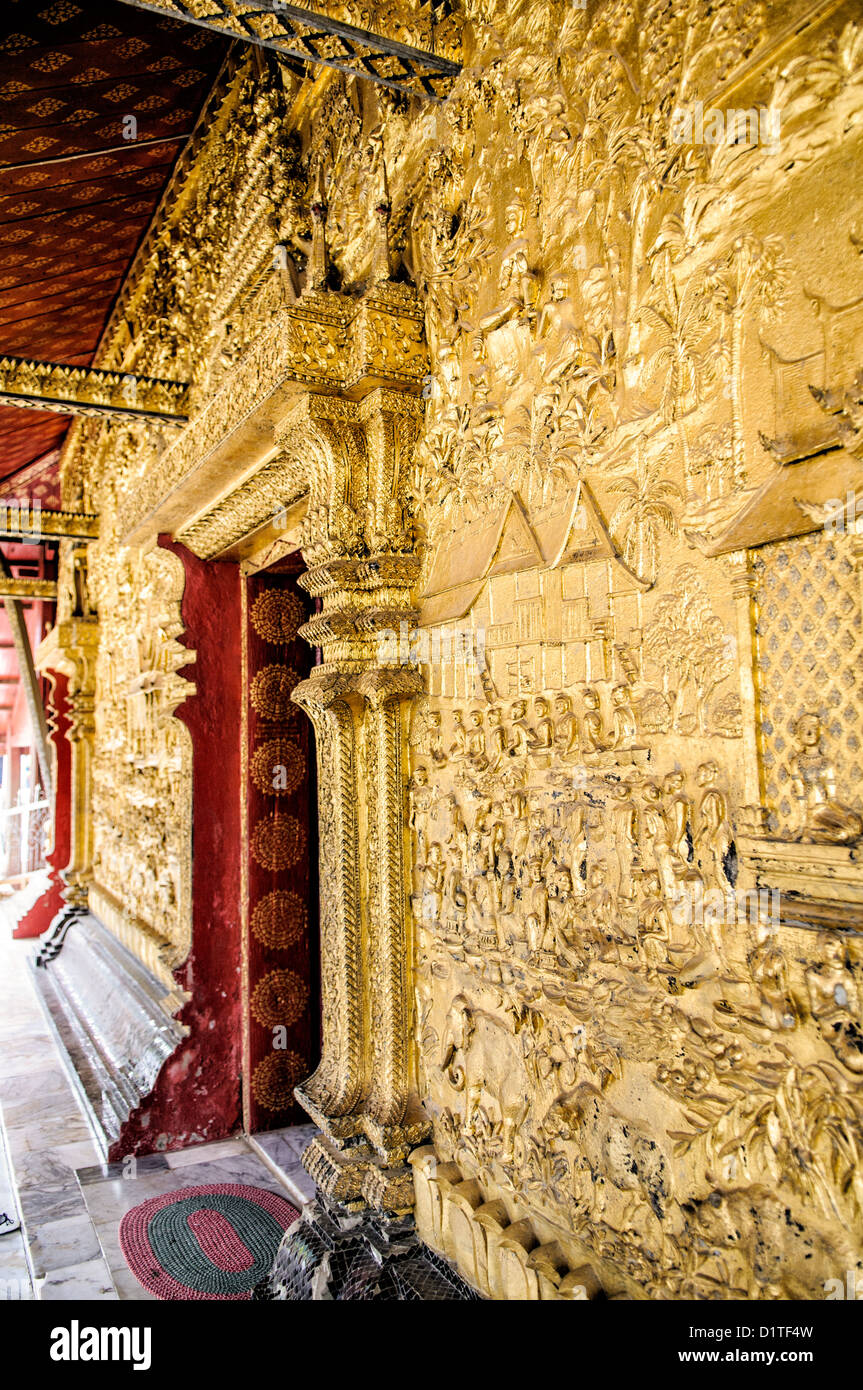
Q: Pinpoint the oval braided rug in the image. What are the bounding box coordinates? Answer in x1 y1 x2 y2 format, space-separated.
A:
119 1184 299 1300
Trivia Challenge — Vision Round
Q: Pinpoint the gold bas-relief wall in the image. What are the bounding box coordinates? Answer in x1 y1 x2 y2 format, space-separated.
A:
49 0 863 1299
404 0 863 1300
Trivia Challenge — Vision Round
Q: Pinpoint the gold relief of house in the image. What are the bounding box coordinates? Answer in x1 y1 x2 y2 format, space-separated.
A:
560 600 587 640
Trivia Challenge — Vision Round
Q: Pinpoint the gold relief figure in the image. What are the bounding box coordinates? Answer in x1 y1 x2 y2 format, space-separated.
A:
436 340 461 399
444 856 468 943
466 709 488 768
495 847 518 918
609 781 639 901
525 856 552 956
488 819 507 877
637 868 672 979
486 705 508 769
409 765 433 855
582 686 605 753
528 807 556 878
747 925 797 1036
567 799 588 894
640 780 676 901
428 709 448 766
507 698 532 759
449 708 469 761
418 843 446 928
806 936 863 1074
528 695 554 764
468 331 500 429
548 865 578 956
478 199 538 340
718 924 797 1037
468 843 494 934
609 683 638 750
534 275 583 388
450 800 470 880
695 760 734 891
439 996 530 1163
789 714 863 845
587 860 617 961
466 822 483 871
509 790 531 866
553 693 580 759
667 772 692 867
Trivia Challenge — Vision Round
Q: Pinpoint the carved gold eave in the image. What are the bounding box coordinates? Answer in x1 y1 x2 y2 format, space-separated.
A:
113 0 461 100
119 283 427 556
0 356 188 425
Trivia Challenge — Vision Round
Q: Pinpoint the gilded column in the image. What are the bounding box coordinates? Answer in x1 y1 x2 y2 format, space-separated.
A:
34 616 100 958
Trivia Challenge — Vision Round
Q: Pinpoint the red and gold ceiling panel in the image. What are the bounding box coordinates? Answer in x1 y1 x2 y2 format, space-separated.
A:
0 0 229 488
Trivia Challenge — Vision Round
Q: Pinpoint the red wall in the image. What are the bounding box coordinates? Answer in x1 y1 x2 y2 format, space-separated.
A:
13 669 70 939
112 537 243 1158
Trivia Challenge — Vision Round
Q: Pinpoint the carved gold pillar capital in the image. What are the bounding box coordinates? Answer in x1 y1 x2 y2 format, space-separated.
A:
353 665 424 707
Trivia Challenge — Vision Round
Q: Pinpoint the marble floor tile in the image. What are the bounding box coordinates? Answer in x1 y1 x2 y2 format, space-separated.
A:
173 1153 291 1195
165 1137 249 1168
5 1114 93 1154
0 1069 70 1105
16 1148 94 1193
69 1177 152 1228
79 1150 294 1232
108 1266 157 1302
30 1213 103 1277
251 1126 318 1204
19 1183 87 1228
0 1231 33 1300
50 1139 101 1171
0 1045 59 1081
254 1125 316 1162
77 1152 169 1186
3 1088 89 1127
39 1257 117 1301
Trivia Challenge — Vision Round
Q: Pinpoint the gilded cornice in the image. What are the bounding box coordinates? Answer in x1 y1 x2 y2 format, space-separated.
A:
124 285 427 551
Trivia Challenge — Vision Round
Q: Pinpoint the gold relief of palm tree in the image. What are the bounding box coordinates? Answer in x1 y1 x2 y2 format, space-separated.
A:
607 438 682 585
708 234 787 486
636 265 718 478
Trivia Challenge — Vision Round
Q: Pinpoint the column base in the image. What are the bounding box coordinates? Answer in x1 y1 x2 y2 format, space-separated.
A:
301 1133 416 1212
260 1191 482 1301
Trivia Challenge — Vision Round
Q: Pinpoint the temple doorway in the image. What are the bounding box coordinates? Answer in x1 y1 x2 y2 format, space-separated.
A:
241 555 321 1136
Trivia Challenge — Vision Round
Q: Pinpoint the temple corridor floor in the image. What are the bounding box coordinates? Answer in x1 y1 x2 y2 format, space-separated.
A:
0 897 315 1300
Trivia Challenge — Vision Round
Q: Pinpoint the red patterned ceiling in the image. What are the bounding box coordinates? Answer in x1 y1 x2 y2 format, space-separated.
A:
0 0 228 488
